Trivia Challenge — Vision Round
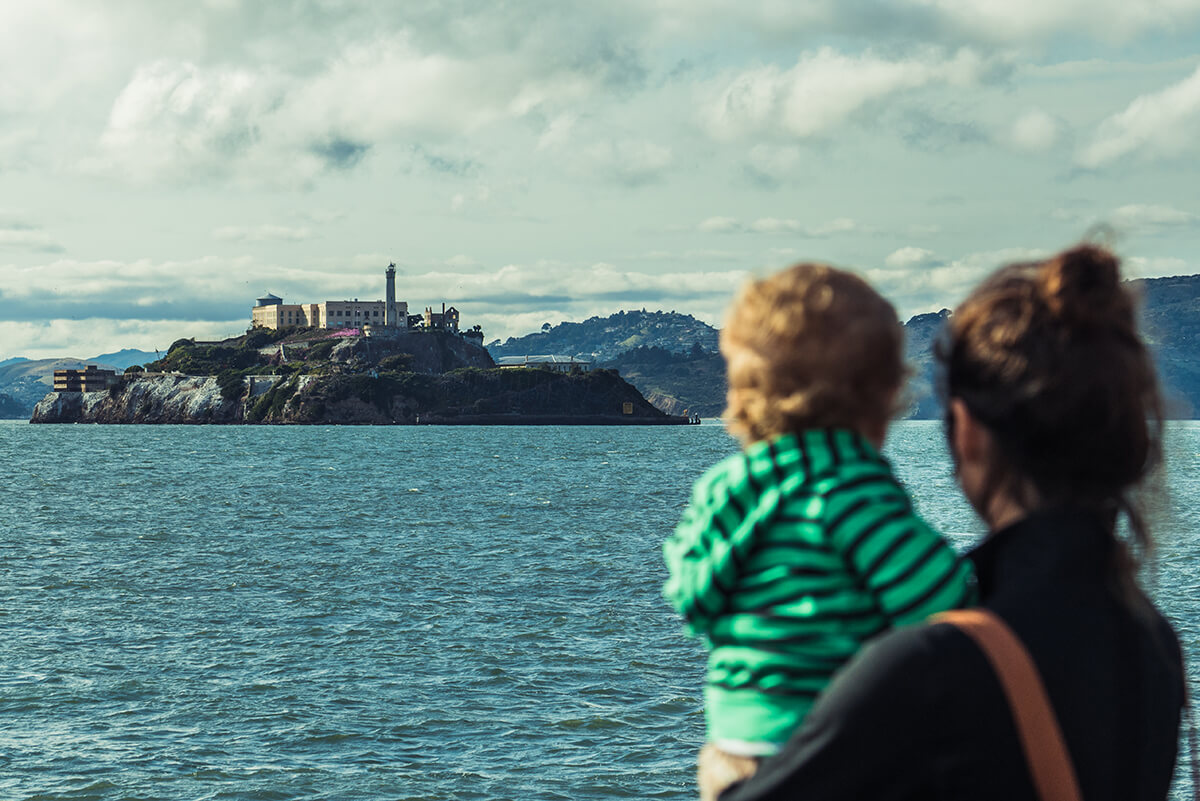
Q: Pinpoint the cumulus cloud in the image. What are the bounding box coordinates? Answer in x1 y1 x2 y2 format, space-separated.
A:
85 60 283 183
697 216 741 233
704 47 991 140
884 246 938 268
1009 108 1062 152
1077 65 1200 168
866 246 1048 314
80 31 622 185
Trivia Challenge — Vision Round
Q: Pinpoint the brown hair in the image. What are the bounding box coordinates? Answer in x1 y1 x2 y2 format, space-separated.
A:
937 244 1163 571
722 262 905 444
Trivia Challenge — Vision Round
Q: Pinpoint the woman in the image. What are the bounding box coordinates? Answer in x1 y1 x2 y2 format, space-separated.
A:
720 244 1186 801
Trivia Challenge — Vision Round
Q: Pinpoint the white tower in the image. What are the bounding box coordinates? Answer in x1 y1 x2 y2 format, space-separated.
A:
385 263 397 326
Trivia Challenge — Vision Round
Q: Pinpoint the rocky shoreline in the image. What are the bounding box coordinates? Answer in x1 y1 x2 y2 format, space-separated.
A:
31 369 690 426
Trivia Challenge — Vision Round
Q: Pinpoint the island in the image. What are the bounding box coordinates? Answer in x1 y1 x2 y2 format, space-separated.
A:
31 328 692 426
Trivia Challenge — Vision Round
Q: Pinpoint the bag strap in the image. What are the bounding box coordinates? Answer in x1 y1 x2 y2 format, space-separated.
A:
933 609 1083 801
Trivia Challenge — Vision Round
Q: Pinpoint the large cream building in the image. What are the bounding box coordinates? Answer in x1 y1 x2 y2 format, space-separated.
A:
251 265 410 331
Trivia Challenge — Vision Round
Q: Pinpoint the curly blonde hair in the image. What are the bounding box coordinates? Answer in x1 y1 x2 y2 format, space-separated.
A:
722 262 905 444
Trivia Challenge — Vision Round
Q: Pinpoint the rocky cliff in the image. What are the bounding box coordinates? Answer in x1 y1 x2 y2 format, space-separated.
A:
31 368 683 425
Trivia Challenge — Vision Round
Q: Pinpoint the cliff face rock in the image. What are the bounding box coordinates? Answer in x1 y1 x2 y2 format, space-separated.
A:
326 333 493 374
33 375 242 424
31 368 682 425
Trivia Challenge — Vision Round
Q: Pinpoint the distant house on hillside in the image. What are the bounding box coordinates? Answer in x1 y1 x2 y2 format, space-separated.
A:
496 355 592 373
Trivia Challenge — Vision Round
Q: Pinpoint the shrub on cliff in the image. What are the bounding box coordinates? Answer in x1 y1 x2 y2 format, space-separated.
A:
217 370 245 401
378 353 414 373
305 340 336 362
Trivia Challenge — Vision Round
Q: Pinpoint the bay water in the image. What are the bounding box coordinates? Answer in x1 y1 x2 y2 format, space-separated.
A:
1 420 1197 800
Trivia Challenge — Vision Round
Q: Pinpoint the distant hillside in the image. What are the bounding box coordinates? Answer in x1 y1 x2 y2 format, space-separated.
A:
1138 275 1200 417
577 274 1200 420
600 345 725 417
487 309 719 362
0 392 26 419
90 348 158 370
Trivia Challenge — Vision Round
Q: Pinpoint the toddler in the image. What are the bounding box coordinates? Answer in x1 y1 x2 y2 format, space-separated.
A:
663 263 974 800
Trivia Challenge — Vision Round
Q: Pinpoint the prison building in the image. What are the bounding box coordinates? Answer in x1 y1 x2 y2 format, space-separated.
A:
54 365 117 392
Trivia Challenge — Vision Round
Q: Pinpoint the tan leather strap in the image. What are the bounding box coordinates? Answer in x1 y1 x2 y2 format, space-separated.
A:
933 609 1083 801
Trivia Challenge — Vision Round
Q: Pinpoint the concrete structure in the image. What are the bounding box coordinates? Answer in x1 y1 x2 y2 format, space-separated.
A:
54 365 117 392
424 304 460 332
252 299 321 329
385 263 398 326
496 355 592 373
251 266 409 331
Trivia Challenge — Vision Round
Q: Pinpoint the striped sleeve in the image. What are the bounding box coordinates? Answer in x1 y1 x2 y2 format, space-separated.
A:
824 481 974 626
663 456 758 635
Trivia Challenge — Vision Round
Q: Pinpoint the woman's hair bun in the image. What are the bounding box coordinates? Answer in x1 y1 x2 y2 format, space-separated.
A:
1036 244 1128 330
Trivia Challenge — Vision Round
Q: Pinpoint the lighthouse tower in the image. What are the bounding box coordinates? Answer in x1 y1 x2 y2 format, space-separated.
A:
384 263 397 326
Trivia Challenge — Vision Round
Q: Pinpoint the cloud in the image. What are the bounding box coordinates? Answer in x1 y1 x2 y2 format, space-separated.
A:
696 216 862 236
697 216 740 233
79 31 619 186
885 246 938 268
866 246 1048 314
907 0 1200 45
1109 203 1198 233
749 217 860 236
1124 254 1193 278
212 225 315 242
577 138 674 186
1049 203 1198 235
1009 108 1062 152
0 222 64 253
0 317 246 362
310 137 370 170
703 47 991 140
1077 65 1200 168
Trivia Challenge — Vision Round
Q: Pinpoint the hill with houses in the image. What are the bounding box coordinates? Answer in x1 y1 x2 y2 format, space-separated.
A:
486 274 1200 420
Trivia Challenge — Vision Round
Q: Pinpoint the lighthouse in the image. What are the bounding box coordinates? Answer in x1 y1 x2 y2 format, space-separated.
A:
385 263 397 326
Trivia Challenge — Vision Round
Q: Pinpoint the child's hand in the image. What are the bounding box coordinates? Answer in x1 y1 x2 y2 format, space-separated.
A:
698 744 760 801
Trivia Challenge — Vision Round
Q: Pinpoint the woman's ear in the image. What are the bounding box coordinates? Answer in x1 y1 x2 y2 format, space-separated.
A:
949 398 998 522
949 398 982 466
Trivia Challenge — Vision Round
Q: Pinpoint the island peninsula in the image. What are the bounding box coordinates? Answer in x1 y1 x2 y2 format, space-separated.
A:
31 266 692 426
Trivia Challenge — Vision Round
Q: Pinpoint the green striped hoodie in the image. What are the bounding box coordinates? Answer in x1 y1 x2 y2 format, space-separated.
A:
663 429 975 753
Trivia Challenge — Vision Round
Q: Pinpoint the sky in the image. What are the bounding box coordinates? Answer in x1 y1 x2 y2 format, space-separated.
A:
3 1 1200 360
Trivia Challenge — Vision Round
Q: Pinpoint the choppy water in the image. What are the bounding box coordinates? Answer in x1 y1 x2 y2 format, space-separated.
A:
1 420 1197 800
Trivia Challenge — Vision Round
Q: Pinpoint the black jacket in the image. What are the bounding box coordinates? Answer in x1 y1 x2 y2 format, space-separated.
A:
722 508 1185 801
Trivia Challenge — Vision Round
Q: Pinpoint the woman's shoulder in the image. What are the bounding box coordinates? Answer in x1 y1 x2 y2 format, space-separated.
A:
806 619 995 725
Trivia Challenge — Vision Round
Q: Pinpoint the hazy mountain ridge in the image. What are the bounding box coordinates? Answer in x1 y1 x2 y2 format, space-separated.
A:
513 274 1200 420
487 309 719 362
